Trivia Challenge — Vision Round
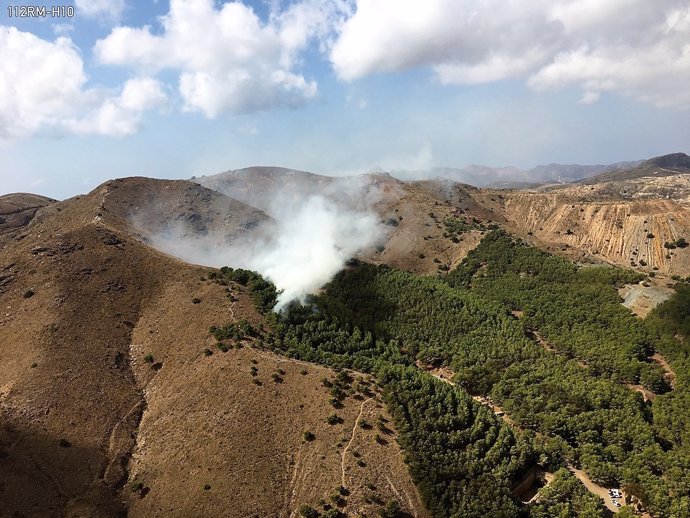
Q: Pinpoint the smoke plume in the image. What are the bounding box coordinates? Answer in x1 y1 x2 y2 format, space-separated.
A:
137 176 388 310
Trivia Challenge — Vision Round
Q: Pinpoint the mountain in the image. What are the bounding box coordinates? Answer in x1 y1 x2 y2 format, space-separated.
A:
391 160 642 188
0 177 425 518
579 153 690 184
3 154 690 517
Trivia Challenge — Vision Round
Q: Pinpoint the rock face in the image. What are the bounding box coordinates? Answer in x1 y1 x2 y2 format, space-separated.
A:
495 193 690 273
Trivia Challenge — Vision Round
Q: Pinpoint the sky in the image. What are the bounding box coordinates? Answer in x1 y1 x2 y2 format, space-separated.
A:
1 0 690 199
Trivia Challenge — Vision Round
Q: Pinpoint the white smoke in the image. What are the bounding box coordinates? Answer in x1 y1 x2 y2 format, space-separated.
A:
137 179 387 311
250 196 379 309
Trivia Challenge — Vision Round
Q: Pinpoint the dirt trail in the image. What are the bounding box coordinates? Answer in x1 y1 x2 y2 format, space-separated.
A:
568 464 621 514
625 384 656 402
471 395 514 425
415 361 514 424
417 364 632 513
341 397 373 487
651 353 676 388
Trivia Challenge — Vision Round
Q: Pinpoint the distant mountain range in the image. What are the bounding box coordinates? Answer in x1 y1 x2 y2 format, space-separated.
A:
576 153 690 185
391 160 645 188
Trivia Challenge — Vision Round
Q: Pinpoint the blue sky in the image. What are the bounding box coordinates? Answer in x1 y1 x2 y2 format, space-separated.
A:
1 0 690 199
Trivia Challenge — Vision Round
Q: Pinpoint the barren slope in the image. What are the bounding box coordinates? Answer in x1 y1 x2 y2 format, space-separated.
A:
0 179 427 518
481 191 690 275
198 168 493 275
0 193 56 234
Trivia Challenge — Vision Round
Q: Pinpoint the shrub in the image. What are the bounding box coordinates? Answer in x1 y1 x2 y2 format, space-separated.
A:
303 431 316 442
203 348 213 357
192 297 201 304
23 289 35 299
378 500 403 518
144 354 154 364
327 414 341 425
299 505 319 518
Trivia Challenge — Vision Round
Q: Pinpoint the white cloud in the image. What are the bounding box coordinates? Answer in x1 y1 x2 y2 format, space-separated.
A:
75 0 126 21
66 78 167 136
330 0 558 81
0 26 165 139
579 91 601 104
95 0 345 117
330 0 690 108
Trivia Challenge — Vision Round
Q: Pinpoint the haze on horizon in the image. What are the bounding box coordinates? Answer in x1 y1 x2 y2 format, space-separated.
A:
1 0 690 199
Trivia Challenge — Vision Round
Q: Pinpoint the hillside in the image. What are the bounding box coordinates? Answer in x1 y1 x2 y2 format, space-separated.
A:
579 153 690 184
0 193 56 234
3 158 690 517
196 168 496 276
391 159 641 188
480 192 690 275
192 160 690 278
0 178 426 518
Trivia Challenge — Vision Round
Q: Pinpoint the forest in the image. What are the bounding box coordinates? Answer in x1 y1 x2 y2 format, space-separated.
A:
214 230 690 517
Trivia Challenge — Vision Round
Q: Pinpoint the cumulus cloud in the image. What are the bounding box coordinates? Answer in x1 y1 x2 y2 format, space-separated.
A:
95 0 347 117
75 0 126 21
330 0 690 108
65 78 167 136
0 26 166 138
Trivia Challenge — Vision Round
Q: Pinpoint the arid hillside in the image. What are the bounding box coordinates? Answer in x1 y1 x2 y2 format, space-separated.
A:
197 167 496 276
0 193 56 234
0 178 427 518
472 180 690 275
194 161 690 277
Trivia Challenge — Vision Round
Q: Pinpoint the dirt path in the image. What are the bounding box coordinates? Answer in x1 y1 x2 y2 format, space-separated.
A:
651 353 676 389
471 395 515 425
625 384 656 402
415 361 514 424
341 397 373 487
568 465 621 513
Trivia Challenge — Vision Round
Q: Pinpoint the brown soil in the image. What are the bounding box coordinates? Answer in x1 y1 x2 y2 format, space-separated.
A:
369 183 488 275
485 190 690 275
0 178 427 518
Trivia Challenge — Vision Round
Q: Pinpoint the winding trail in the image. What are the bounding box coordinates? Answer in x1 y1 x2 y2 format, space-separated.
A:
568 464 621 514
416 360 635 514
341 397 373 488
651 353 676 389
